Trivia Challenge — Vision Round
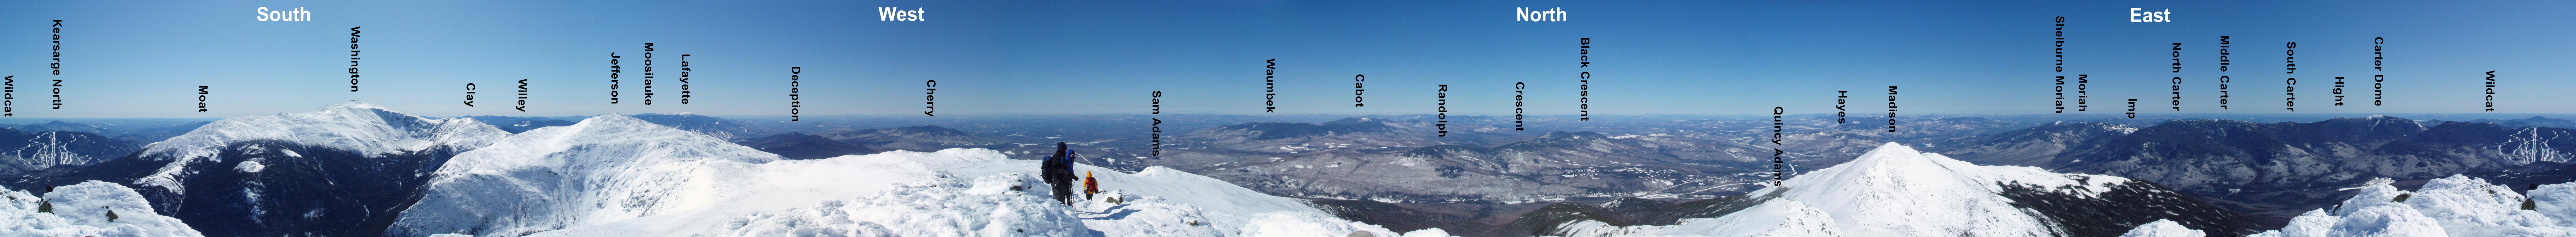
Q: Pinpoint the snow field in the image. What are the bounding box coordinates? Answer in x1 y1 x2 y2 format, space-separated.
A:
2116 219 2201 237
0 181 203 236
2245 175 2576 237
385 112 1446 236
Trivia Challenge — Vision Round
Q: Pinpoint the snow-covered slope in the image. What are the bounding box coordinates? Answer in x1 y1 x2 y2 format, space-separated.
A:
389 114 1432 236
2118 219 2202 237
0 102 517 236
1549 200 1844 237
388 114 786 236
0 130 141 177
1546 143 2241 237
134 101 507 194
2245 175 2576 236
1764 142 2069 236
0 181 201 236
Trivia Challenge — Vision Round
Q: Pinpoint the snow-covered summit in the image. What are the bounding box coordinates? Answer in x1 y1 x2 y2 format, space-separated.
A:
132 101 507 195
1551 143 2235 237
1765 142 2083 236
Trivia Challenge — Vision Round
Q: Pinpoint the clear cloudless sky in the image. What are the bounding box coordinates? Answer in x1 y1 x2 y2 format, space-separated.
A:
1 0 2570 118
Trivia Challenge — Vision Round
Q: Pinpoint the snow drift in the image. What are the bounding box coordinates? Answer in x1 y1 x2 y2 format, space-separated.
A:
2242 175 2576 236
0 181 201 236
1548 200 1845 237
389 114 1442 237
2118 219 2201 237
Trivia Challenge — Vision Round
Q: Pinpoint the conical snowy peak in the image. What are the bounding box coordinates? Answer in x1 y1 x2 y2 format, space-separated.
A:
1550 143 2248 237
1769 142 2060 236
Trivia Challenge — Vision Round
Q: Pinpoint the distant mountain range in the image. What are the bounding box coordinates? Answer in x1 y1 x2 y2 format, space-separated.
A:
8 120 210 143
0 128 142 177
2425 116 2576 129
1149 115 2045 204
1936 115 2576 228
736 132 878 160
1491 143 2252 237
816 125 1009 152
6 102 506 236
461 116 580 133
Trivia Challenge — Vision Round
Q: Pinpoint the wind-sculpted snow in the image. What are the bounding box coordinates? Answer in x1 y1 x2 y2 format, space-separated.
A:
499 150 1444 237
391 114 1439 237
1548 200 1844 237
132 101 506 194
513 164 1445 237
2117 219 2201 237
2247 175 2576 236
0 181 202 236
700 173 1091 237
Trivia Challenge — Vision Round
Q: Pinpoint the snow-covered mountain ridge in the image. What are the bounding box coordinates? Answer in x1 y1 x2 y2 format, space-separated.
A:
0 102 522 236
134 101 507 194
389 112 1445 236
1936 116 2576 227
1532 143 2247 237
390 114 789 236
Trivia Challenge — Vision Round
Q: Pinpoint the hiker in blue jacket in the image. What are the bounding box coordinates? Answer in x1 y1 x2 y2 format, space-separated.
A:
1042 142 1081 205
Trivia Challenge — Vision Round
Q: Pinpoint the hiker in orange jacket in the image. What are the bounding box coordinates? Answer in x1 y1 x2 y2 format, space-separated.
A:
1083 171 1100 200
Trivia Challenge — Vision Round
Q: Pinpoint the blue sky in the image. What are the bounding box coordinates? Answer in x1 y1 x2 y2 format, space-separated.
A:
2 0 2569 118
